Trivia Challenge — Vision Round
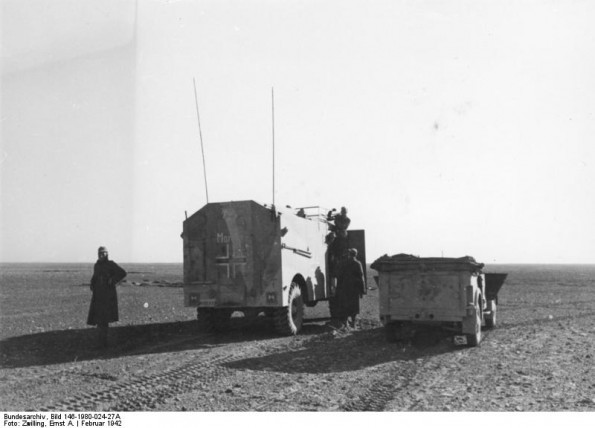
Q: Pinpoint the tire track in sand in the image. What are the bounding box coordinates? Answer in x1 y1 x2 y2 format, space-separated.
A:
35 354 242 412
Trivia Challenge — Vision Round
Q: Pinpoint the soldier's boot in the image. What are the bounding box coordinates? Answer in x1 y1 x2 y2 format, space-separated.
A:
327 317 343 329
337 317 349 330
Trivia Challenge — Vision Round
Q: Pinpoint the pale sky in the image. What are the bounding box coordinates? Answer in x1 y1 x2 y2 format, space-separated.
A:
1 0 594 264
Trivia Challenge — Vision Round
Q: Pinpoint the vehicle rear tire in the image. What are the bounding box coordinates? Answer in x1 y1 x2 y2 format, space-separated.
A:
197 308 212 332
273 283 304 335
485 299 497 329
241 309 260 322
197 308 231 333
466 302 482 347
384 322 399 343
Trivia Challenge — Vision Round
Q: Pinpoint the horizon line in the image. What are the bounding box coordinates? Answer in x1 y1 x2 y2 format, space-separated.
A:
1 261 594 265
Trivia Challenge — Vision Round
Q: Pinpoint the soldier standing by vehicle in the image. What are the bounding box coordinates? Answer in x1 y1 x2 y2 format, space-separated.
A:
87 246 127 348
335 248 365 328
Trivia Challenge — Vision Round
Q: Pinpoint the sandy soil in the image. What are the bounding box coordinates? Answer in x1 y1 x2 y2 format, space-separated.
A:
0 264 594 412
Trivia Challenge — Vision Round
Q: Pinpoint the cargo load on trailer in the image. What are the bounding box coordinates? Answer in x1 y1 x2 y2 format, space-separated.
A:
371 254 507 346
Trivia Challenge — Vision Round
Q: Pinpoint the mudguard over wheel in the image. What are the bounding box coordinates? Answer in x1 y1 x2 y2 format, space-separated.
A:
273 283 304 335
466 302 482 346
485 299 497 329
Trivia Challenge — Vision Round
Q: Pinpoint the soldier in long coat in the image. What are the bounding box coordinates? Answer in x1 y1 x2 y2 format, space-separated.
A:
87 246 126 347
335 248 365 328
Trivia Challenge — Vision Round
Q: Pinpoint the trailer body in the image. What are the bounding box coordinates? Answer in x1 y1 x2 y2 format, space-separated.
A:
371 254 506 346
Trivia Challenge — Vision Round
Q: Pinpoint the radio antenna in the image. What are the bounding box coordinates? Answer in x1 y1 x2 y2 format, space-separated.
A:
193 77 209 203
271 87 276 207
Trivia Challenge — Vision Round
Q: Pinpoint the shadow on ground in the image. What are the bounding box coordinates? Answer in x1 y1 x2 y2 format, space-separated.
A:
223 325 460 374
0 313 477 372
0 316 333 369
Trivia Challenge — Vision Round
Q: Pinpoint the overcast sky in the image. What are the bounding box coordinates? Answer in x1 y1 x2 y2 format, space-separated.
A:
1 0 594 264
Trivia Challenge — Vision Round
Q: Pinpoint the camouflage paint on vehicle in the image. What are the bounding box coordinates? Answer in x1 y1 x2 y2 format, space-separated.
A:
181 200 331 309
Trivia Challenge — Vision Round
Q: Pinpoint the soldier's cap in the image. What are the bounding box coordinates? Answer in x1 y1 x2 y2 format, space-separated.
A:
348 248 358 256
98 246 108 253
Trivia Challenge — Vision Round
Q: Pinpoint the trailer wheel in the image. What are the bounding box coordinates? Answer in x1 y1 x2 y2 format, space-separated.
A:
466 302 482 346
273 283 304 335
485 299 497 329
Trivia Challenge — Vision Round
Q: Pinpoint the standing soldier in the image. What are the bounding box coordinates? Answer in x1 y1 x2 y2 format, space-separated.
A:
87 246 127 348
335 248 365 328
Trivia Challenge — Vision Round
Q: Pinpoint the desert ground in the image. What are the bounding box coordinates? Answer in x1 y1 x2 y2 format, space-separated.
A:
0 263 594 412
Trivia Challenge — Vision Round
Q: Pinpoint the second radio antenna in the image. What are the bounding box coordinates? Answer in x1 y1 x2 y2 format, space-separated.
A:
193 77 209 203
271 87 276 207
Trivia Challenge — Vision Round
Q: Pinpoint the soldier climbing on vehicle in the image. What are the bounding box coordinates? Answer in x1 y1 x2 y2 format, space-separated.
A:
327 206 351 263
333 206 351 237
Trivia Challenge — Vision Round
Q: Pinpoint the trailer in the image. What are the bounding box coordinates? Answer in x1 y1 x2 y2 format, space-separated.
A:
371 254 507 346
181 200 366 335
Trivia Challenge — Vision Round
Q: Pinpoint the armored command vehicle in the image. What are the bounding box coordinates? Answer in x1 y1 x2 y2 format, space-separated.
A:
181 200 366 335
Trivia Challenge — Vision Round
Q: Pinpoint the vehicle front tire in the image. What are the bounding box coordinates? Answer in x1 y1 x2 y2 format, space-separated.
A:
273 283 304 335
485 299 497 329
